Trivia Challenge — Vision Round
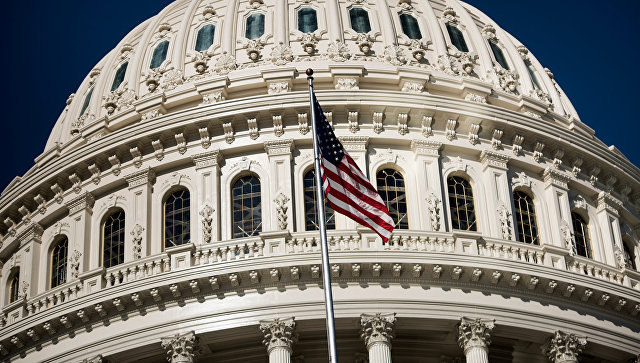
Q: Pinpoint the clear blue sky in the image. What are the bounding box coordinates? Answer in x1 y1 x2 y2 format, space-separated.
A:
1 1 638 191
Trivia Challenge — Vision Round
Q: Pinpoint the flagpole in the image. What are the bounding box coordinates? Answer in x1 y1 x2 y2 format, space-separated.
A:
306 68 339 363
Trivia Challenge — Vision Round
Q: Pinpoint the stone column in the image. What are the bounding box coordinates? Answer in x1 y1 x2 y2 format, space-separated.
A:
541 168 572 249
125 168 155 256
264 140 294 233
16 223 43 297
596 192 624 267
192 150 223 244
65 192 95 280
360 313 396 363
161 331 199 363
274 0 289 45
327 0 343 43
221 0 239 54
411 140 443 232
542 331 586 363
375 0 396 45
260 317 297 363
457 317 494 363
479 150 511 240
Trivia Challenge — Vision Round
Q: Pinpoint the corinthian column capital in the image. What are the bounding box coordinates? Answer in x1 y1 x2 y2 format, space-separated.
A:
360 313 396 348
260 317 297 354
457 317 495 352
160 331 199 363
542 331 587 363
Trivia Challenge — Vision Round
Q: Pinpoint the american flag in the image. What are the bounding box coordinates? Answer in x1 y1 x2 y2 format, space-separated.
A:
312 94 395 242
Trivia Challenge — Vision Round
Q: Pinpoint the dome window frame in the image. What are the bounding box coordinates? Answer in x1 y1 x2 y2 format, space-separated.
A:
442 20 469 53
375 167 409 230
398 13 422 40
49 236 69 289
446 174 477 232
149 40 170 70
348 7 372 34
109 60 129 92
231 174 263 239
163 188 191 250
487 39 511 70
303 167 336 232
101 208 126 269
512 189 540 245
570 211 592 259
194 23 216 52
244 12 266 40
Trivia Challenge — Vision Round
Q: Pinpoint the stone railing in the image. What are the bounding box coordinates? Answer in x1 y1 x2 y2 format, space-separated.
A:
104 253 171 288
2 230 638 331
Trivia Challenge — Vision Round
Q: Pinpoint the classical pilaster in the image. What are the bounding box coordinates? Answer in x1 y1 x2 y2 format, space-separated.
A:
16 223 43 296
65 192 95 280
457 317 494 363
126 168 155 256
479 150 511 240
447 0 493 78
81 354 107 363
375 0 396 45
260 317 297 363
411 140 443 232
221 0 239 54
274 0 289 45
326 0 343 42
542 331 587 363
264 140 294 233
161 331 199 363
541 168 572 249
192 150 223 244
360 313 396 363
596 191 624 267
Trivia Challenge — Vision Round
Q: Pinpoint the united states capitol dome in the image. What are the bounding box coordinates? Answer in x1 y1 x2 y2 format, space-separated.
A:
0 0 639 362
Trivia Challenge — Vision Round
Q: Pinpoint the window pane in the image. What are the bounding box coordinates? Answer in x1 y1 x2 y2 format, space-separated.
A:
164 190 191 248
9 272 19 303
377 169 409 229
513 191 539 245
298 8 318 33
51 238 69 288
571 212 592 258
150 40 170 69
447 176 476 231
232 176 262 238
489 41 509 70
304 169 336 231
349 8 371 34
80 87 93 116
246 13 265 39
195 24 215 52
110 62 128 91
400 14 421 39
103 210 126 268
446 23 468 52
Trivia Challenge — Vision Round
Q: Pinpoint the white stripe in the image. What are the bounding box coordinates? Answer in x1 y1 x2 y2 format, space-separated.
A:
326 192 392 239
324 175 394 226
322 157 384 202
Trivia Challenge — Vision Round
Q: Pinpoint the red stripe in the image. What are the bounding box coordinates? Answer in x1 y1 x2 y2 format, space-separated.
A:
322 164 389 212
326 194 393 242
326 189 394 237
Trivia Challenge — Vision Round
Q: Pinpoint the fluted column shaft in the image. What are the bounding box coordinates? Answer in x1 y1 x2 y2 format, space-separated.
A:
260 317 297 363
361 313 396 363
457 317 494 363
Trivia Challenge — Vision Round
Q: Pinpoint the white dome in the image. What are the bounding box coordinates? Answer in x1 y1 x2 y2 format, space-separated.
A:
0 0 639 362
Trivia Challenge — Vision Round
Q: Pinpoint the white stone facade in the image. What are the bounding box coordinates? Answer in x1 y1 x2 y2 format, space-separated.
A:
0 0 639 362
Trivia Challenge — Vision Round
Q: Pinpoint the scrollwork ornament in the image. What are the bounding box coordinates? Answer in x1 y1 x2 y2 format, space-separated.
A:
382 45 406 66
269 42 294 65
199 205 214 243
246 39 264 62
260 318 297 353
326 41 351 62
213 51 237 74
274 193 290 230
426 193 441 231
130 224 144 259
69 250 82 279
497 203 512 240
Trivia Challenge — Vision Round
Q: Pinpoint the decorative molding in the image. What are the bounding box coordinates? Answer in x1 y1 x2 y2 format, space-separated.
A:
533 141 545 162
373 112 384 134
339 136 369 152
272 115 284 137
542 167 570 190
199 127 211 149
348 111 359 133
596 191 620 216
264 139 294 156
497 203 512 240
125 168 155 189
223 122 234 144
175 133 187 154
152 140 164 161
66 192 95 215
426 193 441 231
480 150 509 170
161 331 199 363
192 150 222 169
410 140 441 156
260 317 297 353
274 193 290 230
542 331 587 363
445 119 457 141
512 134 524 156
421 115 433 138
457 317 494 352
200 205 214 244
130 224 144 260
360 313 396 348
297 113 309 135
397 113 408 135
491 129 503 150
247 118 259 140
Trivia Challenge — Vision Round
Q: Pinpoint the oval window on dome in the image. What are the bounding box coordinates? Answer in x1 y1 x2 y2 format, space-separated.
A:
195 24 215 52
246 13 265 40
298 8 318 34
349 8 371 34
110 62 128 92
150 40 169 69
446 23 468 52
489 41 509 70
79 87 93 116
400 14 421 39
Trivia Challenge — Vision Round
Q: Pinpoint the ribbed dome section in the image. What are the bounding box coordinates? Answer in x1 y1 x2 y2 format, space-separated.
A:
44 0 579 154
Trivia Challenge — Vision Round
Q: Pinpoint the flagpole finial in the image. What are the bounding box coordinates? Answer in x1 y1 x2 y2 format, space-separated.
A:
306 68 314 78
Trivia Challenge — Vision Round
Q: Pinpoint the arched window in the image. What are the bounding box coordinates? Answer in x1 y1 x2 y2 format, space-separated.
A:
51 237 69 288
304 169 335 231
446 23 468 52
297 8 318 33
110 62 128 91
400 14 421 39
571 212 591 258
232 175 262 238
623 239 636 270
513 191 539 245
527 62 543 90
349 8 371 34
164 190 191 249
150 40 170 69
246 13 265 39
376 169 408 229
79 87 94 116
8 271 19 303
195 24 215 52
102 210 126 268
489 41 509 70
447 176 476 231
